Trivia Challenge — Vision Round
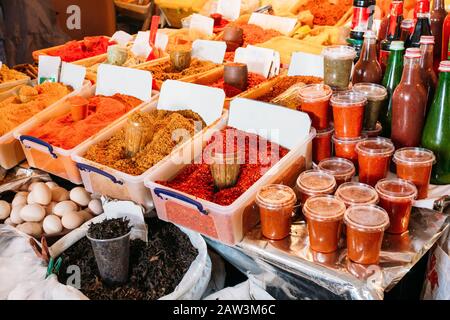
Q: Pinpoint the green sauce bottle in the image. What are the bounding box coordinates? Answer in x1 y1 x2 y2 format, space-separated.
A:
380 41 404 137
421 61 450 184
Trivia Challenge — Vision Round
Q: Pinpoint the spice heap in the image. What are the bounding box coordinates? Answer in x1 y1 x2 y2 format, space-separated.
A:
211 13 230 33
0 65 28 83
58 218 198 300
159 127 289 206
28 94 142 150
0 83 72 136
293 0 352 26
258 75 324 102
84 110 206 176
141 58 219 82
46 36 113 62
211 73 267 98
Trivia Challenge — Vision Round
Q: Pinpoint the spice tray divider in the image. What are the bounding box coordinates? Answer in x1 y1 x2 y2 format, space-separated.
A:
13 85 154 184
0 76 31 93
0 80 91 170
71 80 227 209
145 99 315 245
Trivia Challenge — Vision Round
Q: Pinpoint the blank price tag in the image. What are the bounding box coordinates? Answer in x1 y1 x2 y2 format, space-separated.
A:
60 62 86 91
234 46 280 78
131 31 152 58
288 52 324 77
190 14 214 36
38 56 61 84
248 13 297 35
155 31 169 50
192 40 226 64
111 30 133 46
217 0 241 21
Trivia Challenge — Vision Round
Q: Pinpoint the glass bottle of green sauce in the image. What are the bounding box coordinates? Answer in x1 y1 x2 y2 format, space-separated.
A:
380 41 404 137
421 61 450 184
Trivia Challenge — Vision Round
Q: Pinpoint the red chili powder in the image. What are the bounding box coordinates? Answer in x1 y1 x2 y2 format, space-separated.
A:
47 36 113 62
211 72 267 97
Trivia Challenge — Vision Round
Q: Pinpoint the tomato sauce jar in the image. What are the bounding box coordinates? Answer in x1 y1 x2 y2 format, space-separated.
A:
296 170 337 205
256 184 297 240
356 137 395 187
393 147 436 200
335 182 379 207
299 84 333 130
361 122 382 138
331 91 367 138
344 204 390 264
303 195 346 253
333 135 366 167
313 127 334 164
318 157 356 186
375 178 417 234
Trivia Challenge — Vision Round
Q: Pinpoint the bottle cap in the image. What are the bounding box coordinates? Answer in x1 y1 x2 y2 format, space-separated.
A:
439 61 450 72
420 35 435 45
405 48 421 58
390 41 404 50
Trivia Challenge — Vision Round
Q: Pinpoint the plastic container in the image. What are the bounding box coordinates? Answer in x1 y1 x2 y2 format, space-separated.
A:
344 204 390 264
356 137 395 187
352 83 388 131
333 135 366 167
318 157 356 186
303 195 346 253
87 230 131 285
331 91 367 138
322 45 357 91
296 170 337 205
335 182 379 207
299 84 333 130
313 127 334 164
14 85 149 184
375 178 418 234
256 184 297 240
362 122 382 137
393 147 436 200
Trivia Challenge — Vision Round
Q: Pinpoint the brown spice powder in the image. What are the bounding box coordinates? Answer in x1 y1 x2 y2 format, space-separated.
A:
142 58 219 82
258 75 323 102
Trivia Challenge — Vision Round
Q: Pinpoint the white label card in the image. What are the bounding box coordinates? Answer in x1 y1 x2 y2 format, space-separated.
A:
96 64 152 102
60 62 86 91
131 31 152 58
234 46 280 78
192 40 226 64
38 56 61 84
155 31 169 51
111 30 133 46
217 0 241 21
288 52 324 77
190 14 214 36
248 13 297 35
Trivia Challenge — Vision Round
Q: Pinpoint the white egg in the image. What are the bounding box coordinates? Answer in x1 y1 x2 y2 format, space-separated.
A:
28 181 44 192
69 187 91 207
43 215 63 235
45 182 59 190
46 202 58 215
19 204 46 222
61 212 84 230
27 192 36 205
4 218 16 227
51 187 69 202
78 210 94 222
31 183 52 206
17 222 43 238
87 199 103 216
10 205 25 224
53 200 78 217
0 200 11 219
12 194 28 207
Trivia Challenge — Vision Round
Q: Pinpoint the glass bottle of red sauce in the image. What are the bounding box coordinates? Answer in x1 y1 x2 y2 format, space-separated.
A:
419 36 438 112
331 91 367 138
318 157 356 186
352 30 383 85
391 48 428 148
441 13 450 61
256 184 297 240
298 84 333 130
333 135 367 167
400 19 414 42
375 178 417 234
335 182 379 207
406 0 432 48
303 195 347 253
393 147 436 199
430 0 447 73
344 204 390 264
296 170 337 205
313 127 334 164
356 137 395 187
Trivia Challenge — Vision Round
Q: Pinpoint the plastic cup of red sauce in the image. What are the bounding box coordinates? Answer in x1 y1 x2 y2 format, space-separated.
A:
299 84 333 130
313 127 334 164
296 170 337 205
362 122 382 138
375 178 418 234
333 135 366 167
318 157 356 186
331 91 367 138
393 148 436 200
335 182 379 207
303 195 346 253
356 137 395 187
344 204 390 264
256 184 297 240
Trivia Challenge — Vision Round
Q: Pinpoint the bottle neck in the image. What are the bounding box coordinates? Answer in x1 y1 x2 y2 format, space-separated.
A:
420 44 434 69
432 0 445 10
401 56 422 84
360 38 378 61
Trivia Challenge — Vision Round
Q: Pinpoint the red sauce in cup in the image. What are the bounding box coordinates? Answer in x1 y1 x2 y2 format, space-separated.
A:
331 91 367 138
335 182 379 207
296 170 337 205
313 127 334 163
333 135 367 167
318 157 356 186
299 84 332 130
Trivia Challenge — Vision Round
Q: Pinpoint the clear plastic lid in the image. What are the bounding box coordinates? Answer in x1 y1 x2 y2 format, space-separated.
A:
296 170 337 195
332 135 367 145
393 147 436 167
352 83 388 101
316 126 334 137
344 204 390 232
318 157 356 179
356 137 395 157
299 84 332 102
322 45 357 60
375 178 418 201
336 182 379 206
330 91 367 107
303 195 346 222
256 184 297 209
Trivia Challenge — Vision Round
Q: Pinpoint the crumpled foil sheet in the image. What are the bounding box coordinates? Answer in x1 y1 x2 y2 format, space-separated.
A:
207 207 449 300
0 166 51 194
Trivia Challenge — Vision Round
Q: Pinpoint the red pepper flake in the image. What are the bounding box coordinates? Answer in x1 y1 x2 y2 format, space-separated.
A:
47 36 113 63
210 72 267 98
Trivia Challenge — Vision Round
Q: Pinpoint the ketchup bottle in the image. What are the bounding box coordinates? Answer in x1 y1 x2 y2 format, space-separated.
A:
419 36 438 112
430 0 447 72
353 30 382 84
